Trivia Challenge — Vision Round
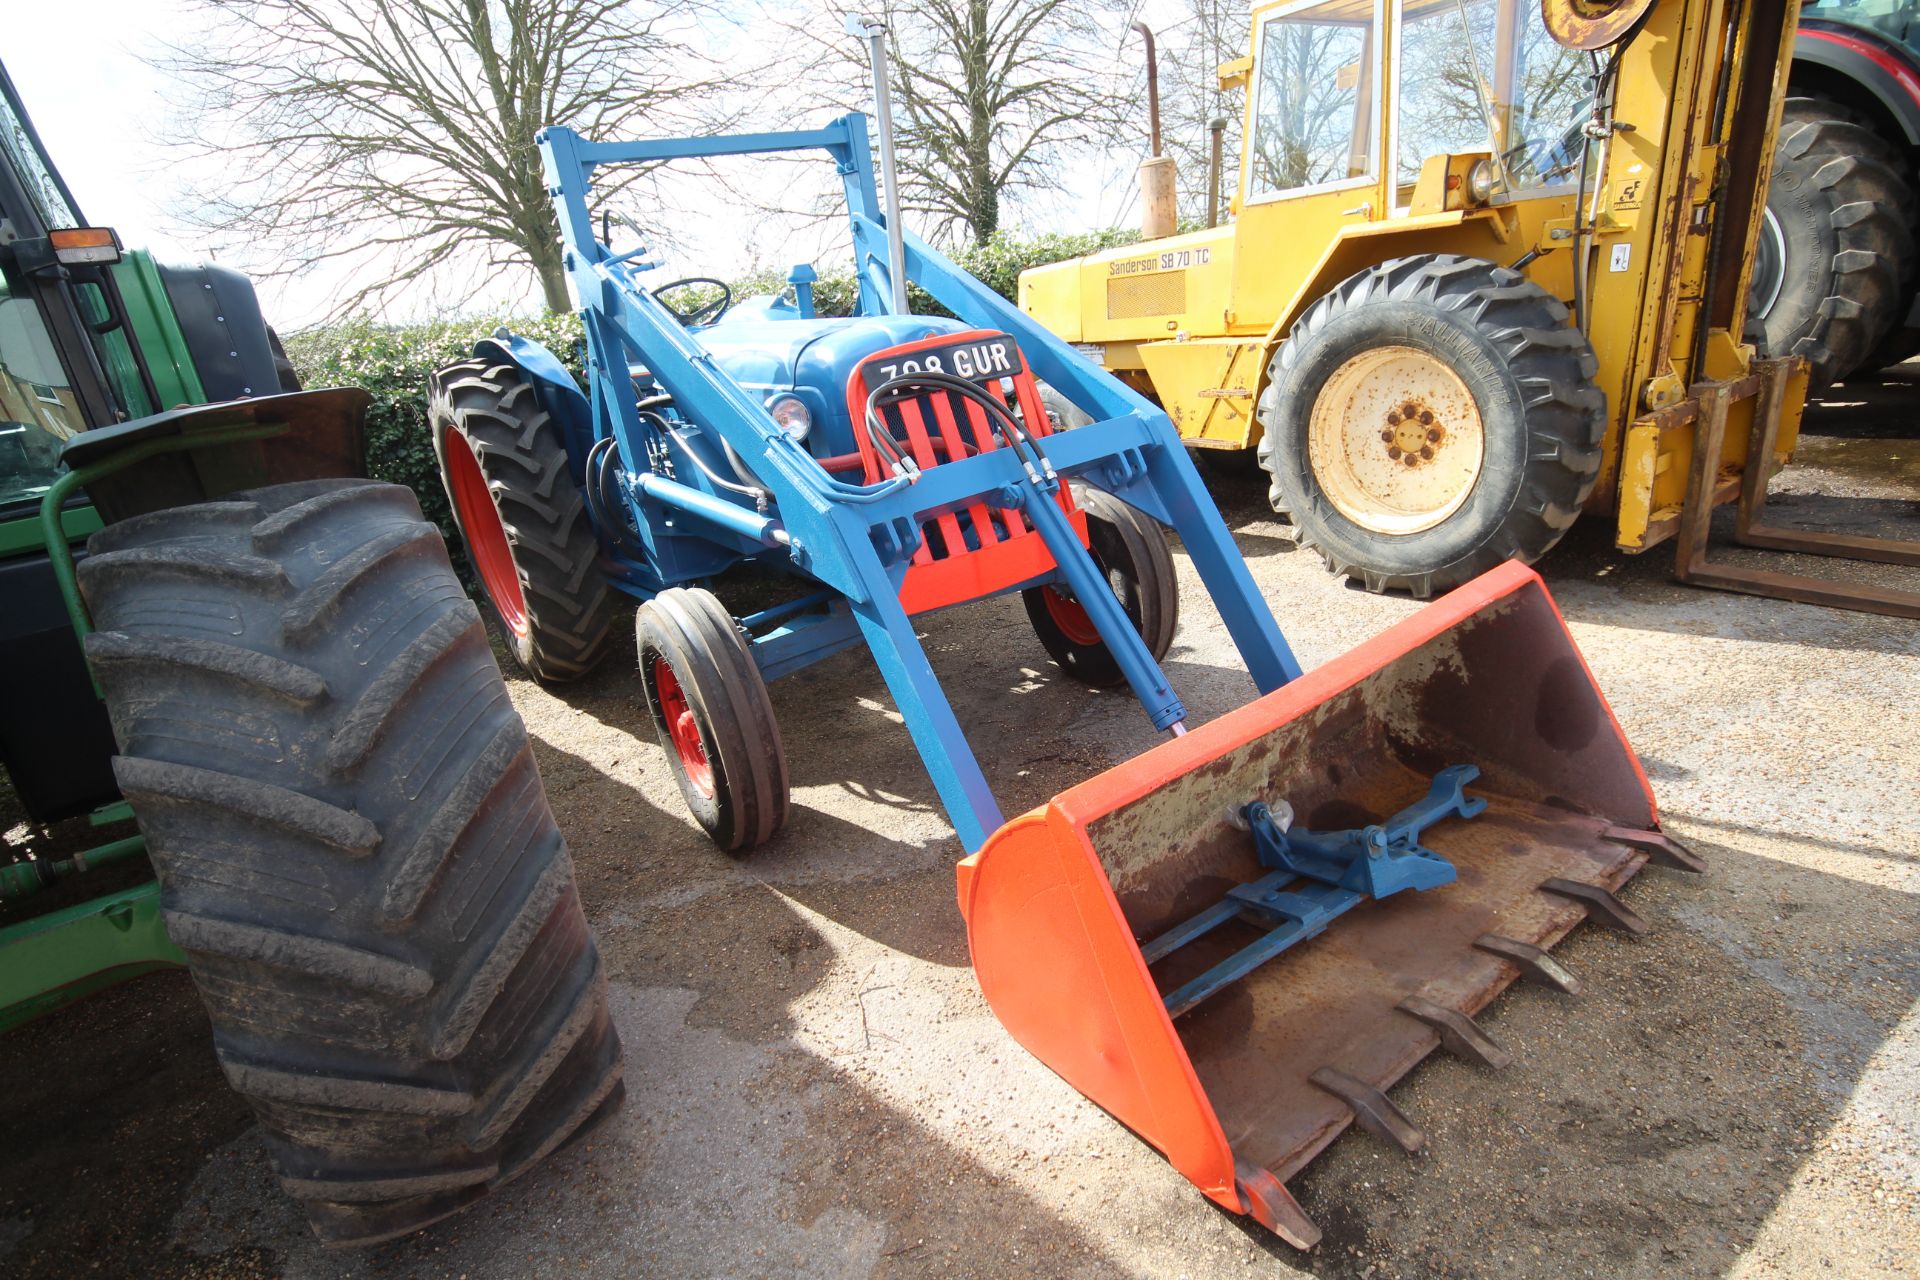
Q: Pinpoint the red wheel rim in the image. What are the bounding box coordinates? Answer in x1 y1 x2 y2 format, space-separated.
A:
443 429 530 637
652 658 714 797
1041 586 1103 647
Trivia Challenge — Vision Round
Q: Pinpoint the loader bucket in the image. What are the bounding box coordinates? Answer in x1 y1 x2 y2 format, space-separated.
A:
956 562 1696 1247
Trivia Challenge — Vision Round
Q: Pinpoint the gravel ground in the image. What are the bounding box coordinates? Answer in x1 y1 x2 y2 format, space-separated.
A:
3 377 1916 1280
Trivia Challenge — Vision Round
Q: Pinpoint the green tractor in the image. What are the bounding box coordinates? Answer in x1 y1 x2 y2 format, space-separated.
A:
0 63 621 1245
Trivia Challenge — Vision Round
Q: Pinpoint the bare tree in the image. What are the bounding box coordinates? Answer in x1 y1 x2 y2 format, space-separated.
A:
787 0 1133 246
159 0 731 315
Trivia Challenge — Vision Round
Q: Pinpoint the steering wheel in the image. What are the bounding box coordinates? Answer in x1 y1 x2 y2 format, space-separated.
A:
651 276 732 327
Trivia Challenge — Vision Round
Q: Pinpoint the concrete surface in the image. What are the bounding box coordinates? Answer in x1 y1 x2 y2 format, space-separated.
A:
3 385 1917 1279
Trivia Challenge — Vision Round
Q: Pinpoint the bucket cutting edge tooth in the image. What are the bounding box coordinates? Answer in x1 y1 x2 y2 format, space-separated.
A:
1475 934 1584 993
1539 877 1651 935
1397 995 1514 1070
1309 1068 1425 1154
1234 1161 1322 1249
1602 824 1707 873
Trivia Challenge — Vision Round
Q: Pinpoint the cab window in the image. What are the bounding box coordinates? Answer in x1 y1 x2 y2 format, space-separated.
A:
1393 0 1590 204
0 280 85 509
1248 0 1380 198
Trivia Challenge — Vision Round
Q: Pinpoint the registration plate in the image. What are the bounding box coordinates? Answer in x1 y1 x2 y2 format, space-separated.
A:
862 333 1025 388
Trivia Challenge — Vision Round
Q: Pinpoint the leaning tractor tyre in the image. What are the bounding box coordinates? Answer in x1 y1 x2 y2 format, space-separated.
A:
1023 486 1179 687
1257 254 1606 598
430 359 615 683
637 587 790 852
76 479 623 1247
1751 97 1916 387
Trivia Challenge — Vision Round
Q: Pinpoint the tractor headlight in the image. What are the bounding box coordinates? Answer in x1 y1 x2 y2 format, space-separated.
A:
1465 158 1498 205
766 394 812 441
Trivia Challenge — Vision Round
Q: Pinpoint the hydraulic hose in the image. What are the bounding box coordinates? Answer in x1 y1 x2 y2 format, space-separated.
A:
862 371 1058 490
646 411 772 508
584 435 650 557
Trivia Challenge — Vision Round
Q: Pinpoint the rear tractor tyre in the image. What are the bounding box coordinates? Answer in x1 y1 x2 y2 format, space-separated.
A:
430 359 614 683
1257 254 1605 597
77 479 623 1247
1022 486 1179 688
636 587 790 852
1751 98 1916 386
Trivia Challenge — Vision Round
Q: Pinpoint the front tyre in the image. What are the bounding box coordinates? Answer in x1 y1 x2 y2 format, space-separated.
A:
1257 254 1605 597
636 588 790 852
1022 486 1179 687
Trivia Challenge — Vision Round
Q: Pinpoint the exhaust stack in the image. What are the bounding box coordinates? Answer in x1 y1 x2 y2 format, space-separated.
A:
1134 23 1177 240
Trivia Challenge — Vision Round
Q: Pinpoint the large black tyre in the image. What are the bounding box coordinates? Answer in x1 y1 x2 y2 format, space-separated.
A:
77 479 623 1247
636 587 790 852
430 359 614 683
1258 255 1605 597
1022 486 1178 687
1752 98 1916 386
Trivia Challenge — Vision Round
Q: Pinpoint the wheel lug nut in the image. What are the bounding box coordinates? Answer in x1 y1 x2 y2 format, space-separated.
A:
1402 402 1418 418
1387 446 1402 459
1427 427 1442 442
1403 453 1420 467
1381 428 1396 442
1420 445 1434 460
1386 411 1400 425
1418 409 1434 424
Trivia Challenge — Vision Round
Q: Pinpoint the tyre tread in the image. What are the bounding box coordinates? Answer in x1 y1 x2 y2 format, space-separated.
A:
79 479 621 1247
1257 254 1605 596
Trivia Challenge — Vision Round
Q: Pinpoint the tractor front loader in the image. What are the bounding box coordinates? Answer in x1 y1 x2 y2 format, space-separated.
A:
0 60 621 1247
1021 0 1920 619
431 26 1700 1245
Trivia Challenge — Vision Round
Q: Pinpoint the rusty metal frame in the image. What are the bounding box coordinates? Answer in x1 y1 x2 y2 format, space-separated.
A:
1673 356 1920 619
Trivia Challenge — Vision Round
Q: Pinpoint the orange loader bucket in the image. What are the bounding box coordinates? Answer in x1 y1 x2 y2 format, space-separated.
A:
956 563 1700 1247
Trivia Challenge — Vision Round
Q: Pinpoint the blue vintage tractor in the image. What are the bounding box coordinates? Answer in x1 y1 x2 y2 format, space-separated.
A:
428 111 1303 854
427 78 1698 1245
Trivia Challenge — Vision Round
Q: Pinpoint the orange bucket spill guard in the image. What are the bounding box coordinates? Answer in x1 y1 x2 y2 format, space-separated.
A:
956 562 1701 1247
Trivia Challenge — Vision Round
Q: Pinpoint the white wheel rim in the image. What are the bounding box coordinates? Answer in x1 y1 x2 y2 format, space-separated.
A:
1308 345 1487 535
1750 205 1787 321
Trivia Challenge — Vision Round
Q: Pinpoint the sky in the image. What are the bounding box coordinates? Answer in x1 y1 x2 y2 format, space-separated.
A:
6 0 1195 329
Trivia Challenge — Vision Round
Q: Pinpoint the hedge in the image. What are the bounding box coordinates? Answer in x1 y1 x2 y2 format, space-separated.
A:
283 227 1138 547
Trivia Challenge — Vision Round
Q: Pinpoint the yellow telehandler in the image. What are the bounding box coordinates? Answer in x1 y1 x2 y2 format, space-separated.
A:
1022 0 1920 616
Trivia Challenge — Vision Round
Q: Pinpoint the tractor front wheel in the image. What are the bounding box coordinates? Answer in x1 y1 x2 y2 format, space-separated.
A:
1022 486 1179 687
430 359 614 683
1258 254 1605 597
637 588 790 852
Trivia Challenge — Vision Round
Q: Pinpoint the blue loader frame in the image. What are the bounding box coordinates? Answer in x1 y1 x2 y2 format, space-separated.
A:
491 114 1302 852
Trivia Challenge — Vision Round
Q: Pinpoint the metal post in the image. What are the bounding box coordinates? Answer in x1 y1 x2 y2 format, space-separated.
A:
1132 23 1163 156
1207 118 1226 227
845 15 911 314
